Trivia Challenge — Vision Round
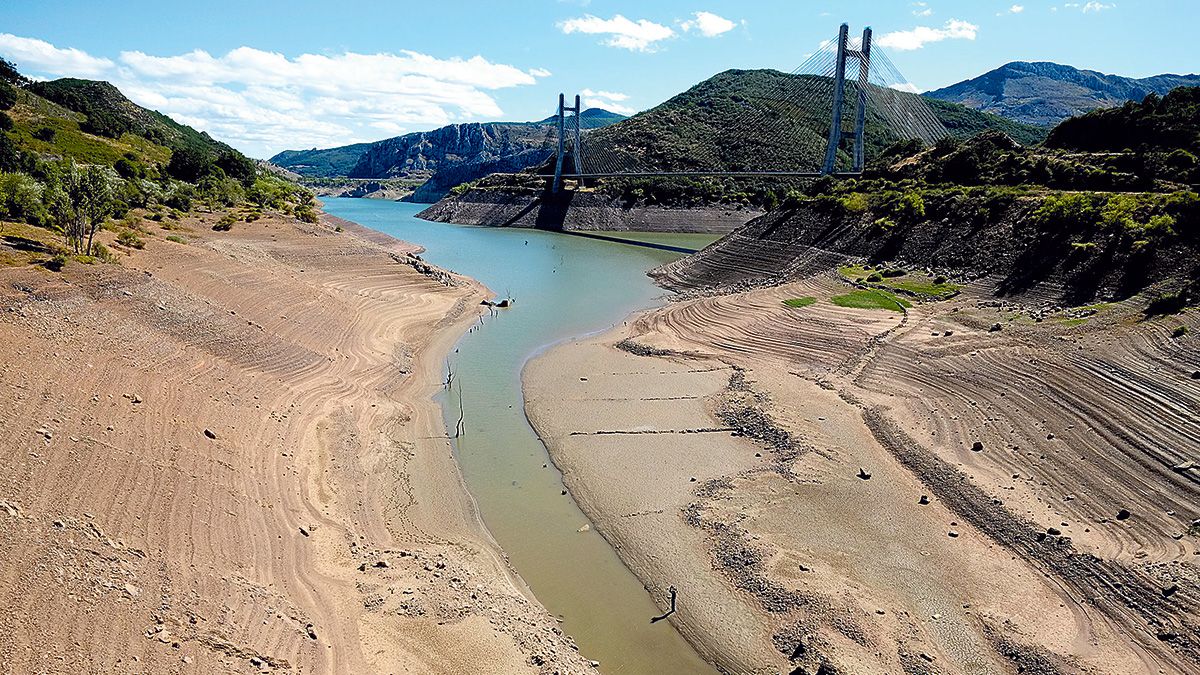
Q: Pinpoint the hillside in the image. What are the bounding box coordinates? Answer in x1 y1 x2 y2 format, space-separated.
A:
926 61 1200 127
0 58 313 268
578 69 1046 176
268 109 627 202
658 88 1200 308
269 142 373 178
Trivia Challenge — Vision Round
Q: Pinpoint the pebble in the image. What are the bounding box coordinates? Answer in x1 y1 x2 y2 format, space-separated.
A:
203 429 216 440
1116 509 1131 521
948 530 959 538
299 526 310 537
857 468 872 480
918 495 930 505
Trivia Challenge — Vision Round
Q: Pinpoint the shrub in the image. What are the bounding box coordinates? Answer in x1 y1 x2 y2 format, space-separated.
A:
212 213 237 231
1172 325 1189 338
116 229 145 249
32 127 56 142
44 253 67 271
0 111 11 131
839 192 869 213
866 272 883 282
165 234 187 244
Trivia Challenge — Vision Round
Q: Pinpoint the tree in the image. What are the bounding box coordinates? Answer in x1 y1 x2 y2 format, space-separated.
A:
55 162 116 255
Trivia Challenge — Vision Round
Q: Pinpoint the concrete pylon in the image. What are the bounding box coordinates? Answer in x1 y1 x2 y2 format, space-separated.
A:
822 24 873 175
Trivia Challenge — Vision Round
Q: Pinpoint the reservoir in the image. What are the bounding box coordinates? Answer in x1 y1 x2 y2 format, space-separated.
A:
320 198 719 674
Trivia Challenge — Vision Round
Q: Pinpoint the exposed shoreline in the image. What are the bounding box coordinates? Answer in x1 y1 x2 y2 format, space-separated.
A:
524 271 1199 674
0 207 592 673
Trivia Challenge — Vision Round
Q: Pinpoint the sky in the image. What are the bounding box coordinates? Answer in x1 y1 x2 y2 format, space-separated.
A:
0 0 1195 159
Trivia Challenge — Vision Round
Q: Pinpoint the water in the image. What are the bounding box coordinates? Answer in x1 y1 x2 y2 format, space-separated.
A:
320 198 719 674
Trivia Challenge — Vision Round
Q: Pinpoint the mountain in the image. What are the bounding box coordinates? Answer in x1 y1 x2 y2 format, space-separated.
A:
268 109 627 202
925 61 1200 127
577 69 1047 175
269 142 372 178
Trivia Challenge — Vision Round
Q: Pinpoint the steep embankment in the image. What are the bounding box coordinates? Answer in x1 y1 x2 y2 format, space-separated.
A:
418 187 761 234
656 193 1200 304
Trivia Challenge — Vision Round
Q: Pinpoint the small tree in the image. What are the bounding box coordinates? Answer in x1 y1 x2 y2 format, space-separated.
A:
55 161 116 255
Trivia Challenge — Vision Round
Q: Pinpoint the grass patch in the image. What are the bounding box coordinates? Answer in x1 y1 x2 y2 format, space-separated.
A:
830 289 911 312
1059 318 1089 328
783 297 817 308
838 263 960 299
165 234 187 244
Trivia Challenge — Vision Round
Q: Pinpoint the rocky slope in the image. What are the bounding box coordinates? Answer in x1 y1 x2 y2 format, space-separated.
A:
926 61 1200 127
269 109 627 202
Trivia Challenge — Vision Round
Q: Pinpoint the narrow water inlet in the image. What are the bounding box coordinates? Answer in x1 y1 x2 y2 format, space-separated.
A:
320 198 720 674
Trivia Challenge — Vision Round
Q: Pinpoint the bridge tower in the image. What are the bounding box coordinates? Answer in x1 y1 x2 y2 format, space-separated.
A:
822 24 873 175
552 93 585 193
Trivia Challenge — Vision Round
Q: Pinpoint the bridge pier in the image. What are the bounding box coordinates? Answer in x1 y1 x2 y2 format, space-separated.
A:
552 94 584 193
822 23 873 175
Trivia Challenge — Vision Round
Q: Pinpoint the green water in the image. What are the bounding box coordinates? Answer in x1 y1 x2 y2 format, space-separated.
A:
320 198 719 674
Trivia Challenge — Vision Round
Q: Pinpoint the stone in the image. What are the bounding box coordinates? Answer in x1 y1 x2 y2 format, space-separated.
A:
971 441 984 452
1116 509 1131 521
1172 461 1195 473
299 526 311 537
1162 584 1178 598
989 323 1002 332
1047 527 1061 536
306 623 318 640
203 429 216 440
918 495 930 505
948 530 959 538
857 468 872 480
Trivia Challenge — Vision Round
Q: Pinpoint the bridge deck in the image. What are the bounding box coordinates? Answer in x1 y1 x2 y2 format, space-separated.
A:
560 171 862 178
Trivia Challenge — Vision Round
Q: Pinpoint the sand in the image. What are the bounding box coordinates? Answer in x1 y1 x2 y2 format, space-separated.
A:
525 274 1199 674
0 210 593 673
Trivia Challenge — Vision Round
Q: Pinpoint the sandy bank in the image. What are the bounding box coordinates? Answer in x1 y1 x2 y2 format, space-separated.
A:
0 209 592 673
525 274 1198 674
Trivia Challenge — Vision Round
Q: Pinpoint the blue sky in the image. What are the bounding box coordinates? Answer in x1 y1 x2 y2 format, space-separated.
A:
0 0 1195 158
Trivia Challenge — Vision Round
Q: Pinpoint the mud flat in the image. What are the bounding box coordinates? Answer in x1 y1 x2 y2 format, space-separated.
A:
0 210 592 673
525 272 1199 674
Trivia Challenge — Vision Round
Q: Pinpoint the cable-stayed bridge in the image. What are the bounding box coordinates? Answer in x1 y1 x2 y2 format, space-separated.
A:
535 23 949 192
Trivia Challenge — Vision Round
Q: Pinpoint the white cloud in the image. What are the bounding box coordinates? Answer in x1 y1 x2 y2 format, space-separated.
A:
876 19 978 51
1009 4 1025 13
911 2 933 17
1065 1 1115 11
0 35 551 158
579 88 634 115
680 11 737 37
0 33 114 77
558 14 675 52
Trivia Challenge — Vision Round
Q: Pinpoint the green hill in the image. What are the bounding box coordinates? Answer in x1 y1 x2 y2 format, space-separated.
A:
0 58 312 266
577 69 1047 175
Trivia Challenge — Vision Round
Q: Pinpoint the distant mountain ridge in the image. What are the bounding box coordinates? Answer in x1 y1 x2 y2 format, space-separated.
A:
269 109 627 201
926 61 1200 126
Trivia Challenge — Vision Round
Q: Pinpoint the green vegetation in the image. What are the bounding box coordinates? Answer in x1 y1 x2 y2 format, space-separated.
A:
212 214 237 231
782 297 817 308
830 288 911 312
1172 325 1189 338
165 234 187 244
0 58 317 270
839 264 961 299
116 228 145 249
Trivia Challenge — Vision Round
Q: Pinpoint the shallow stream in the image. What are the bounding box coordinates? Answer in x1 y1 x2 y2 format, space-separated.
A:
321 197 719 674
